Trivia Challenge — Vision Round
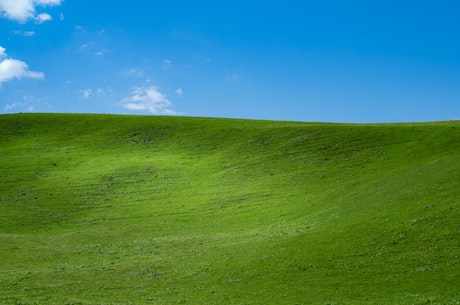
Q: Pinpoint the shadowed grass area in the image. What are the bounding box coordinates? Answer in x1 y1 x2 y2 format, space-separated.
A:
0 113 459 304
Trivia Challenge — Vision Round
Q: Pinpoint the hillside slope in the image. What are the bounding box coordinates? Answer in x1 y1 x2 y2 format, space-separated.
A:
0 113 459 304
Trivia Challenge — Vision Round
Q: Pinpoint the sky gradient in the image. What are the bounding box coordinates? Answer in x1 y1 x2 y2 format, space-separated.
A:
1 0 459 122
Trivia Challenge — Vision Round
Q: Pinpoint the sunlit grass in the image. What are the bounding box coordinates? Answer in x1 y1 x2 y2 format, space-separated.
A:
0 113 459 304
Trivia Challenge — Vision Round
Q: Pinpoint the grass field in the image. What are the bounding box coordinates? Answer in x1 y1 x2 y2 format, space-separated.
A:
0 113 459 304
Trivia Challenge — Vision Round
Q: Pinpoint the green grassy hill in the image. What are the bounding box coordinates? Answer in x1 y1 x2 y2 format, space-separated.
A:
0 113 459 305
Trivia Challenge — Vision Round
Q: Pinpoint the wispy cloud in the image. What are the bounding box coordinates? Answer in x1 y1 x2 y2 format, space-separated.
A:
176 88 184 97
14 30 35 37
78 44 89 53
96 88 108 95
78 43 108 56
95 49 108 56
3 95 50 113
0 0 61 23
127 68 145 78
78 87 111 99
4 101 34 112
162 59 173 70
0 46 44 86
121 87 176 115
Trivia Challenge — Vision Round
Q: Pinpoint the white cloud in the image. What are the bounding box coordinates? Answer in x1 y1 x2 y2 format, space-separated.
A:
34 12 51 23
176 88 184 97
0 47 44 86
0 59 44 83
121 87 176 115
0 0 61 23
0 0 34 22
79 89 92 99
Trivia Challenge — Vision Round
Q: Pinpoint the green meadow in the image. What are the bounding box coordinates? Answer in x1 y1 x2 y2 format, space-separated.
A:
0 113 459 304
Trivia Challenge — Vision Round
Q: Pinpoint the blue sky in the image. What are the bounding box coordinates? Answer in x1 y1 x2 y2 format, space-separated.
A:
0 0 459 122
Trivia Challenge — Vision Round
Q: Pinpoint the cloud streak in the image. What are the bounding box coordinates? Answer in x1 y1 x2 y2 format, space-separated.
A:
121 87 176 115
14 30 35 37
0 46 44 86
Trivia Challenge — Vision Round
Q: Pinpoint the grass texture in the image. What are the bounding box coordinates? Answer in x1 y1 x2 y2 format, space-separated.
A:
0 113 459 304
